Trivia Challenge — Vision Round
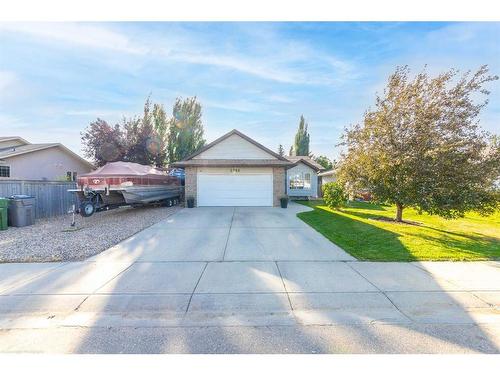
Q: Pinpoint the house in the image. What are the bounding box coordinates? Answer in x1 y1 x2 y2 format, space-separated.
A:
172 129 293 206
0 136 94 181
285 156 324 199
318 169 336 184
317 169 337 197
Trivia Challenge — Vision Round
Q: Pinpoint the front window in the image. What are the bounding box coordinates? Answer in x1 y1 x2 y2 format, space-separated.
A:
0 165 10 177
289 172 311 190
66 171 78 181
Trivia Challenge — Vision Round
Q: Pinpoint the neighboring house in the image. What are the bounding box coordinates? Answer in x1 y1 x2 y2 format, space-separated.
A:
172 129 293 207
318 169 336 184
285 156 324 199
317 169 337 197
0 136 94 181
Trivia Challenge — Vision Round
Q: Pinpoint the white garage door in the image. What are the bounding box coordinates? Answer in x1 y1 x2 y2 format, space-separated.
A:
197 173 273 206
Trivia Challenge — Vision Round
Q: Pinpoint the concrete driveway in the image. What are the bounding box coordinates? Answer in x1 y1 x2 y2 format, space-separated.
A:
1 203 500 353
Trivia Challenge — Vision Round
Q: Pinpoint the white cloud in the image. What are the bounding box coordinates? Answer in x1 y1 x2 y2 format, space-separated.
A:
0 71 17 91
0 22 146 54
0 22 358 85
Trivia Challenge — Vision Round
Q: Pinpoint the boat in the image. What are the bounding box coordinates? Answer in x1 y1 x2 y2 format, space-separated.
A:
69 161 182 217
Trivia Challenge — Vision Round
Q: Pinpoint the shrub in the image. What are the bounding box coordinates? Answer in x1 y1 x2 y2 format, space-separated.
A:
322 182 347 209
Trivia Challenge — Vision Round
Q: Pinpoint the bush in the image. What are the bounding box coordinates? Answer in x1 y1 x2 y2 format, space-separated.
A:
322 182 347 209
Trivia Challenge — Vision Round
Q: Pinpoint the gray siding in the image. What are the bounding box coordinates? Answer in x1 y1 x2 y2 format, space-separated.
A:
2 146 92 180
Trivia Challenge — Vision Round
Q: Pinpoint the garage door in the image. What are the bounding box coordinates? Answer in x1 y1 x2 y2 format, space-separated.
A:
197 173 273 206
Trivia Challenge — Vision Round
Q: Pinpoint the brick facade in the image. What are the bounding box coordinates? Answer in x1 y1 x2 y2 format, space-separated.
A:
184 166 197 206
272 167 286 207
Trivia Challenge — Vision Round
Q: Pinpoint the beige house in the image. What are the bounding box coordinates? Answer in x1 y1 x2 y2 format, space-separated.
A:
0 136 93 181
172 129 292 207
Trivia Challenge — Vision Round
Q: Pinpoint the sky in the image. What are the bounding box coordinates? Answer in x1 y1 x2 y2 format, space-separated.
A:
0 22 499 161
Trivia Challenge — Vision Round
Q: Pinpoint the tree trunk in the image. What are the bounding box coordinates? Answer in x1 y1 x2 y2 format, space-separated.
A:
395 203 403 222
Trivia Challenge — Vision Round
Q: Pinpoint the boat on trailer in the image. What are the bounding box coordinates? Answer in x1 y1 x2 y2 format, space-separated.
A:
69 161 182 217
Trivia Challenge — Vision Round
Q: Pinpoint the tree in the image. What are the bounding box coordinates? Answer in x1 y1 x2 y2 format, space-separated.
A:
314 155 333 170
289 145 294 156
81 97 169 168
278 144 285 156
322 182 347 209
121 97 168 166
152 102 169 167
338 65 500 222
81 118 125 167
167 97 206 163
293 115 310 156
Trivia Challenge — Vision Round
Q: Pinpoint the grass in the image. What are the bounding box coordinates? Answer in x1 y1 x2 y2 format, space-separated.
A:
296 200 500 261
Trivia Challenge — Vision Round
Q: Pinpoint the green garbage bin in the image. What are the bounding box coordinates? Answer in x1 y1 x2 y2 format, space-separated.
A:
0 197 8 230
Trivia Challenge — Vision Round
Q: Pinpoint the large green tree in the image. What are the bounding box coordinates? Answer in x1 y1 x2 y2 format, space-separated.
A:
314 155 334 170
167 97 206 163
291 115 310 156
338 65 500 222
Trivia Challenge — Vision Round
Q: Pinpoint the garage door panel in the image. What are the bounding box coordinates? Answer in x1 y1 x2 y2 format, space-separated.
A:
198 174 273 206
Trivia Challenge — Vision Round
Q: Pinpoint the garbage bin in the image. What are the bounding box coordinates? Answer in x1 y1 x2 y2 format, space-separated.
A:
8 195 36 227
0 197 8 230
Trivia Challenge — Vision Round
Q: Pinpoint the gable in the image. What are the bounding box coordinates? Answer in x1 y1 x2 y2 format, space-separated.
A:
194 133 277 160
0 138 29 149
287 161 317 175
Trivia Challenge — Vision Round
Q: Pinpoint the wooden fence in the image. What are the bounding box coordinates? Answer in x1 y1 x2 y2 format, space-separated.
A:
0 180 78 219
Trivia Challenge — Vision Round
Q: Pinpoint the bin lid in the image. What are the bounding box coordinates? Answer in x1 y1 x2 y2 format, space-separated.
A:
9 194 33 199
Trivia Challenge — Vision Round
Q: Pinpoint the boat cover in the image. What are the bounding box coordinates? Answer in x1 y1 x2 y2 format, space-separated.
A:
81 161 166 177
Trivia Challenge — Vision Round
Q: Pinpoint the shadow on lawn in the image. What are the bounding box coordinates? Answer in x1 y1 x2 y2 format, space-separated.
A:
299 203 500 261
297 204 417 261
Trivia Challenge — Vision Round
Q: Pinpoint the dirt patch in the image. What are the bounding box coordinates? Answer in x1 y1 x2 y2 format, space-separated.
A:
369 216 422 226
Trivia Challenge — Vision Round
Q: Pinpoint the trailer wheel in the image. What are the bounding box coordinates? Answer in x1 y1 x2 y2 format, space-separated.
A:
80 201 95 217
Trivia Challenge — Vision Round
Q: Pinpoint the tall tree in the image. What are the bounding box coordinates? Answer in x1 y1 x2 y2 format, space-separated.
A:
289 145 294 156
81 119 125 167
152 102 169 167
122 97 162 166
167 97 206 163
81 97 169 168
278 144 285 157
338 65 500 222
293 115 310 156
314 155 333 170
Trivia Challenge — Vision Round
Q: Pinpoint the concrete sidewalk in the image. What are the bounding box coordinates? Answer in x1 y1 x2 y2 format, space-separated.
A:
0 205 499 353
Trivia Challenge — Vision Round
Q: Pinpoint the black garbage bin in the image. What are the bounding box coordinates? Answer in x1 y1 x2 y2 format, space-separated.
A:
8 195 36 227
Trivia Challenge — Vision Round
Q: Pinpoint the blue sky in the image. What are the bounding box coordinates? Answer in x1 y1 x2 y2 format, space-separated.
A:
0 22 499 161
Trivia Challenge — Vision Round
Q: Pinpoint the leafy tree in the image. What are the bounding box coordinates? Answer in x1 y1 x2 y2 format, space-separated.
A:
81 98 169 168
322 182 347 209
167 97 206 163
338 65 500 222
314 155 333 170
81 118 125 167
152 102 169 167
278 144 285 156
122 97 168 166
293 115 310 156
289 145 294 156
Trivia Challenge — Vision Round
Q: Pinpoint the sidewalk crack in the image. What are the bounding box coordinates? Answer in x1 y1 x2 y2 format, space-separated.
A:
345 262 414 322
275 261 294 311
184 262 209 315
221 207 235 261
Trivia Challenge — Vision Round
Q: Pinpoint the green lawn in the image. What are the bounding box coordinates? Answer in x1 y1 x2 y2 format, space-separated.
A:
297 200 500 261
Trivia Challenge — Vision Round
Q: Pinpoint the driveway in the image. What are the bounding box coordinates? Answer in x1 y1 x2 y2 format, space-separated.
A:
1 203 500 353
